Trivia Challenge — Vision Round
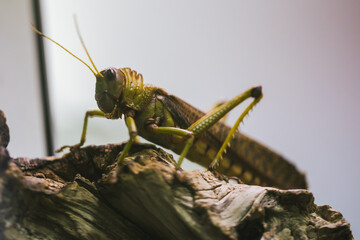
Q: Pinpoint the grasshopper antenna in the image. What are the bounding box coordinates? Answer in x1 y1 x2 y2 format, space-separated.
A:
73 15 103 77
31 23 98 77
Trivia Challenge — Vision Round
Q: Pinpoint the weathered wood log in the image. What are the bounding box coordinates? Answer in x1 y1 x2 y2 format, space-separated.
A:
0 110 354 239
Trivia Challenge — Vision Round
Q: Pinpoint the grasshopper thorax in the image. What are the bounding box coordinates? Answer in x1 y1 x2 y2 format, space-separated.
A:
95 67 125 114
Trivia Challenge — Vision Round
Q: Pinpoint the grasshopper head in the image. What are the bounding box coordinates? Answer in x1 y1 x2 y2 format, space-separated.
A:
31 22 126 117
95 67 125 114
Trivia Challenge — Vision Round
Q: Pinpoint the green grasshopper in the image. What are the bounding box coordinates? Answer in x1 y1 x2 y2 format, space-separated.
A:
32 24 307 190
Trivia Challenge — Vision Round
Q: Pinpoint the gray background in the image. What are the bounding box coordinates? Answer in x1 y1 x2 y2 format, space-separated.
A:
0 1 46 157
1 0 359 237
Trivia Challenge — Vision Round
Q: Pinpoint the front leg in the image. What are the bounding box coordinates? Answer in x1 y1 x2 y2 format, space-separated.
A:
56 110 105 152
116 116 138 164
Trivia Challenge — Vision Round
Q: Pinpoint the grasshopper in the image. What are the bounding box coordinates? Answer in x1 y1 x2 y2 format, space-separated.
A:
32 23 307 190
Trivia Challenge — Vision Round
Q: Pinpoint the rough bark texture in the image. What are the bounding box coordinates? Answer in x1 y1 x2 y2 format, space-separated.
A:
0 110 354 240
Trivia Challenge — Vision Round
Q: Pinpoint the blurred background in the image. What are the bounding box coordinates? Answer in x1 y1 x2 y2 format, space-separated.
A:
1 0 359 237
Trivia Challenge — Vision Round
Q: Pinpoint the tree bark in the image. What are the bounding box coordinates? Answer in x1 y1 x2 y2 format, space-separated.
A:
0 110 354 240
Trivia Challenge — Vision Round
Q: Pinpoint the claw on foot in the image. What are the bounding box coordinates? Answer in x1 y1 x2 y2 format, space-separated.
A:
56 143 83 153
208 159 220 171
210 169 230 182
228 176 244 184
208 163 216 172
209 168 244 184
107 165 120 184
175 169 187 183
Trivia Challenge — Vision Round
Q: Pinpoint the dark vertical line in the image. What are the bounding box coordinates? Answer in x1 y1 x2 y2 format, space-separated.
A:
32 0 54 156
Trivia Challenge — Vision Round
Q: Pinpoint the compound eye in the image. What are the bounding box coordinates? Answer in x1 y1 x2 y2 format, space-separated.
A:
105 68 116 81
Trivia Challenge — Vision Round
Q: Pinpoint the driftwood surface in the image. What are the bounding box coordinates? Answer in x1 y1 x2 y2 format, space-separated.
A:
0 110 354 240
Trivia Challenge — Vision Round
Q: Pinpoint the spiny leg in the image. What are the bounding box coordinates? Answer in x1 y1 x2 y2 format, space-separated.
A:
209 89 263 169
184 86 262 170
187 86 262 135
56 110 105 152
209 101 228 124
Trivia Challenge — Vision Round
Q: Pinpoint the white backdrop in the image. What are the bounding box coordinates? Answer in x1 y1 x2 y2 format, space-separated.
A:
0 1 46 158
40 0 359 237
